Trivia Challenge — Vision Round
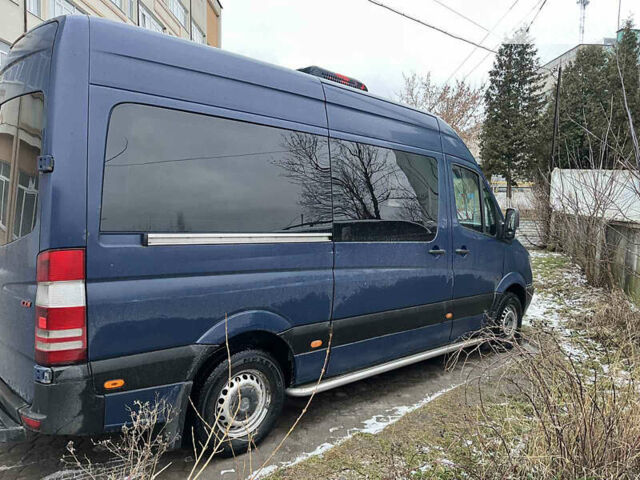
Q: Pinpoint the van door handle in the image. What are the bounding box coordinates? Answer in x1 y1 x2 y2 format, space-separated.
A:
455 248 470 256
429 247 446 256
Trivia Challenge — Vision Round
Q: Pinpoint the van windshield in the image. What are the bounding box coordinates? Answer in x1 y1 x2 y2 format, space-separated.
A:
0 92 43 245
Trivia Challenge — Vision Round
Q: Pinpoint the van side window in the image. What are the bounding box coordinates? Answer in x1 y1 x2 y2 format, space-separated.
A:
0 92 43 246
452 165 482 233
330 139 439 242
482 185 498 236
101 104 332 234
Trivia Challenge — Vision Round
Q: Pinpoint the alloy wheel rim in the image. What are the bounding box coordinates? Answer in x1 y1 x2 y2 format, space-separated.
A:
214 369 271 439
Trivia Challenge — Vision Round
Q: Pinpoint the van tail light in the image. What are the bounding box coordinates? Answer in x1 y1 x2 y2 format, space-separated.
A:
35 249 87 366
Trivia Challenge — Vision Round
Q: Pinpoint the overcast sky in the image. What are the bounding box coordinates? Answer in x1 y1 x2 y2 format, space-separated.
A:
221 0 640 101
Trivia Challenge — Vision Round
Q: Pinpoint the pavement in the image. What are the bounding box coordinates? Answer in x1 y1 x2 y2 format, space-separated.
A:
0 347 497 480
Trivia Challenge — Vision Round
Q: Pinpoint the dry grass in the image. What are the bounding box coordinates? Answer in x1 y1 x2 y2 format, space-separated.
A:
457 331 640 480
65 399 175 480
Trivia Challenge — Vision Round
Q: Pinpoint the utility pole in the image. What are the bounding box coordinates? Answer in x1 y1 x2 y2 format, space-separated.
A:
23 0 27 33
544 65 562 247
618 0 622 30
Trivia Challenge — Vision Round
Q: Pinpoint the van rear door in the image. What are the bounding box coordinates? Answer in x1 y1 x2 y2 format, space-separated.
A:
0 23 57 402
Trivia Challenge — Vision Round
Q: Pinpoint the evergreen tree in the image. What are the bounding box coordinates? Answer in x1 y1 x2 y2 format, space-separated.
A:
554 45 610 168
480 33 544 199
607 20 640 165
551 20 640 169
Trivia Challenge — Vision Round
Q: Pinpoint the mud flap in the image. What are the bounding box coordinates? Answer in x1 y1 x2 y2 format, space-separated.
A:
0 405 25 443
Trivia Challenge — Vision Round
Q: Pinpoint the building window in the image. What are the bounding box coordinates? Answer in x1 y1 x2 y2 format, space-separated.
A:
108 0 122 10
51 0 79 16
128 0 135 21
101 104 332 234
0 42 9 70
167 0 187 27
331 139 439 242
191 21 205 44
27 0 41 17
139 5 163 33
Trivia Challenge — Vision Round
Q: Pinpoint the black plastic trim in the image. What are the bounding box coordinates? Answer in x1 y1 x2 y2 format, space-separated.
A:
281 294 495 355
91 344 218 394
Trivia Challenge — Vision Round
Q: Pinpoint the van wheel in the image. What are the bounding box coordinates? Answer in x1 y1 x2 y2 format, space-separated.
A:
491 292 523 348
193 349 285 457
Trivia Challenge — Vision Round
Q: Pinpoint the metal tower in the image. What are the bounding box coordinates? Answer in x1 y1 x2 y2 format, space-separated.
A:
578 0 590 43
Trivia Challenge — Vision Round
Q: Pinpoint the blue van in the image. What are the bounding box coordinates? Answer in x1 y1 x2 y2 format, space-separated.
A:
0 16 533 454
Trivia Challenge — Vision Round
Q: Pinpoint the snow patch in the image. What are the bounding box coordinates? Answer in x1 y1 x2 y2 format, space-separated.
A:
248 383 464 479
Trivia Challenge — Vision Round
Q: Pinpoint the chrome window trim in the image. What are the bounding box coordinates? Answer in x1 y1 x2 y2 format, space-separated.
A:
145 232 332 246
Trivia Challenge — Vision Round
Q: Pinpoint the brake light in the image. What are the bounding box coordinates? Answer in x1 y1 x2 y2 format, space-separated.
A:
35 249 87 366
297 66 369 92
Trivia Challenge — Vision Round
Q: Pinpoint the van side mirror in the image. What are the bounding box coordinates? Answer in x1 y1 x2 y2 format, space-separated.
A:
502 208 520 240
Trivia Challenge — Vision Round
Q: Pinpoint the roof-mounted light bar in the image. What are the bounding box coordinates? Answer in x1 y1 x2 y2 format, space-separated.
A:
298 66 368 92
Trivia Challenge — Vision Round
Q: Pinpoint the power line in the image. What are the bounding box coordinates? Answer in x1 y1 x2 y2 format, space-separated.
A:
367 0 498 53
430 0 489 33
525 0 549 33
461 0 549 82
446 0 522 83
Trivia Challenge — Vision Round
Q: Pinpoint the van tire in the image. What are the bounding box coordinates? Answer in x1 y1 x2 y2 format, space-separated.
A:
491 292 523 349
193 349 285 457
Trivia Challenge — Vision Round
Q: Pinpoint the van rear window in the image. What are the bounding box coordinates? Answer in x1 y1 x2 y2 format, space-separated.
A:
101 104 332 234
0 92 43 245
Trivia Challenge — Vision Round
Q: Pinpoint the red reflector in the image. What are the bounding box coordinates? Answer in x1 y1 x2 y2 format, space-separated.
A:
21 414 41 430
37 249 85 282
36 306 85 330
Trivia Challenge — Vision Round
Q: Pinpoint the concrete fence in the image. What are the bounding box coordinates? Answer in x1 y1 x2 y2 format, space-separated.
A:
548 169 640 301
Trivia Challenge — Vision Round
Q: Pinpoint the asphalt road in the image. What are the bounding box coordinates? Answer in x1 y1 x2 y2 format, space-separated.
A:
0 347 499 480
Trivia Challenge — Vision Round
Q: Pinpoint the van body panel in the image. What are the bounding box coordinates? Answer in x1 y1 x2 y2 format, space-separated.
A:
325 90 453 375
437 118 476 163
323 83 442 152
85 83 333 364
447 157 506 340
495 271 527 294
40 16 89 251
503 239 533 287
0 20 64 403
89 18 327 130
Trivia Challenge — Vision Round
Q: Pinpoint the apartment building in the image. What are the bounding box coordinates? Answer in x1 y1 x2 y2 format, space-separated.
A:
0 0 222 67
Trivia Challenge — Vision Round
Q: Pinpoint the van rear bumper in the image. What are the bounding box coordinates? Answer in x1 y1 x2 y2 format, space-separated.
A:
0 345 218 439
0 367 101 439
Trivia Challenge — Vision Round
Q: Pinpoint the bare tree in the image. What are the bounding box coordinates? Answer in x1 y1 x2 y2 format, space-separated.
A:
397 72 484 146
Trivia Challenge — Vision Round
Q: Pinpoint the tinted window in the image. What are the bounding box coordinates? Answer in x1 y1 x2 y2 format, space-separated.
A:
101 104 332 233
331 139 438 242
452 165 482 233
482 185 498 236
0 92 43 246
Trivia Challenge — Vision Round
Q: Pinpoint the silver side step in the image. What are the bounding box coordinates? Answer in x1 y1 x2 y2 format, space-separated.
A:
286 337 485 397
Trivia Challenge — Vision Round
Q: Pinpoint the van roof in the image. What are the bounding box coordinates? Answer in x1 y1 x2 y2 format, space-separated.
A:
54 16 477 164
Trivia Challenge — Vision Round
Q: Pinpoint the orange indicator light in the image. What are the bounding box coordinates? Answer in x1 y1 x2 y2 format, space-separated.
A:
104 379 125 390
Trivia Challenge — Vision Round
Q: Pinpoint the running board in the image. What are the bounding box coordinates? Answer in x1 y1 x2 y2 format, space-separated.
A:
285 337 485 397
